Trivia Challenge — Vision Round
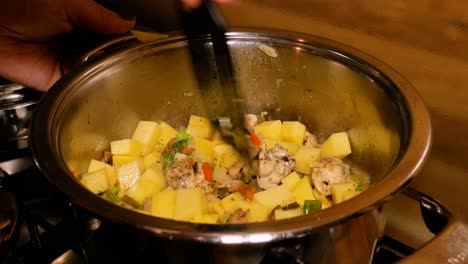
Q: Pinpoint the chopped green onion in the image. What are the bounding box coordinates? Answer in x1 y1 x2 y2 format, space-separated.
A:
355 180 363 191
303 200 322 215
111 186 119 196
176 131 190 141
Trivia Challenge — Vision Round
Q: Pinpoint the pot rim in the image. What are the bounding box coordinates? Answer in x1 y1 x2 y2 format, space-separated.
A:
30 28 432 244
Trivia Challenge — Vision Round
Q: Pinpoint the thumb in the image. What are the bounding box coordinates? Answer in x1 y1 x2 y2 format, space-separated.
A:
66 0 135 35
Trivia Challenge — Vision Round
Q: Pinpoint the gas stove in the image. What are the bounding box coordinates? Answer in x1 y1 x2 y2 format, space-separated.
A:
0 80 447 264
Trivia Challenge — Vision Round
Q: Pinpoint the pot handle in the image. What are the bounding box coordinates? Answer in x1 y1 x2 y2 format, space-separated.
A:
398 188 468 263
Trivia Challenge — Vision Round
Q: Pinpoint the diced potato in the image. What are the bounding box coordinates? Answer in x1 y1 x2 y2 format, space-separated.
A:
281 172 301 191
292 176 315 206
116 159 143 192
174 188 208 221
112 155 139 165
186 115 214 139
262 139 300 155
254 120 283 140
157 122 178 146
294 146 321 174
193 137 214 163
87 159 117 187
191 214 219 224
213 144 240 168
139 164 166 192
321 132 352 159
212 167 231 184
131 121 160 155
248 201 269 222
143 151 161 170
312 189 332 209
122 179 158 207
211 130 227 145
207 195 226 220
274 207 303 220
330 182 361 204
80 169 109 194
110 139 143 156
281 121 306 145
221 192 250 213
253 185 294 212
151 187 176 219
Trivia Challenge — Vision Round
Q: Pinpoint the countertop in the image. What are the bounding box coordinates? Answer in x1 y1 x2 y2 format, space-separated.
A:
219 0 468 247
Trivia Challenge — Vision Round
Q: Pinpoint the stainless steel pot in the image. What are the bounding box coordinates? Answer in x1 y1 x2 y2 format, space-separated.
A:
31 29 438 263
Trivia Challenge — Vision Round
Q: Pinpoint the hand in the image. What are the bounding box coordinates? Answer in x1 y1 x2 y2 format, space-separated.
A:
0 0 231 92
0 0 135 91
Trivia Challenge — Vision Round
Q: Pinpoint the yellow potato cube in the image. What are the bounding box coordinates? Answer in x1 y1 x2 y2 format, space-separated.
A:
330 182 361 204
320 132 352 159
193 137 214 163
157 122 178 146
281 172 301 191
207 195 226 220
87 159 117 187
312 189 332 209
191 214 219 224
139 164 166 192
112 155 139 165
262 139 300 155
186 115 214 139
292 176 315 206
151 188 176 219
221 192 250 213
213 144 240 168
211 130 227 145
253 185 294 212
274 207 303 220
174 188 208 221
143 151 161 170
116 159 143 192
131 121 160 155
80 169 109 194
281 121 306 145
248 201 269 222
110 139 143 156
254 120 283 140
122 179 158 207
293 146 321 174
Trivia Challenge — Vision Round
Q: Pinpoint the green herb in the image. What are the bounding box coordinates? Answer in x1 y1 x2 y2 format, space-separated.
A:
290 74 297 80
303 200 322 215
355 180 363 192
304 88 312 92
161 132 191 168
176 131 190 141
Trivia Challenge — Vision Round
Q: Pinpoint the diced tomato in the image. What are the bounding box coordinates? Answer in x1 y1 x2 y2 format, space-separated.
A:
239 184 257 200
71 170 80 178
182 146 196 154
250 133 261 146
187 157 194 165
202 162 213 182
162 146 170 153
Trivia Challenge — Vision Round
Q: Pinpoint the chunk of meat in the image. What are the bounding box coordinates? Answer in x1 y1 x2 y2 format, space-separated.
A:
257 145 296 189
304 132 321 148
165 159 198 189
310 157 350 196
228 209 250 224
100 151 112 164
244 114 258 133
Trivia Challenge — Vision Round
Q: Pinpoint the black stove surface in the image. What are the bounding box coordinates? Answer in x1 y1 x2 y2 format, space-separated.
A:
0 158 419 264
